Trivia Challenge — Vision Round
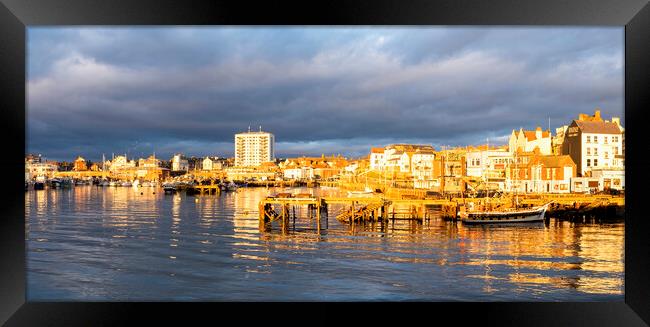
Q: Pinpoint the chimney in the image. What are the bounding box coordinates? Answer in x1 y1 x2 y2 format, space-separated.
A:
535 126 542 139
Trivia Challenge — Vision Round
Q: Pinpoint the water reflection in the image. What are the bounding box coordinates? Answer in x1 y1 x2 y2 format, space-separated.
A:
26 186 624 300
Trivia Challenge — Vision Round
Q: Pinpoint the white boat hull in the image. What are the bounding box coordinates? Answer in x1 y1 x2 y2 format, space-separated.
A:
460 203 549 224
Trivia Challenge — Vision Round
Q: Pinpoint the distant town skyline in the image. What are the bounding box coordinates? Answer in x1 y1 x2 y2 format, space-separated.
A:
27 26 624 162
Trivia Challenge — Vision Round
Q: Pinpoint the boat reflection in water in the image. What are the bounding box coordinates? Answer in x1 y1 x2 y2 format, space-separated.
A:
25 186 624 301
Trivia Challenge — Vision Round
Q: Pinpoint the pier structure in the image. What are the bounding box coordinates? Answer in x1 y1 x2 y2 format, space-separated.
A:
258 195 458 233
257 192 624 233
258 195 329 234
189 180 222 195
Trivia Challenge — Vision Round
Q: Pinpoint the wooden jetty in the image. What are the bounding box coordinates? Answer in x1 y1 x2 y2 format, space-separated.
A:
188 181 222 195
258 192 624 232
259 194 329 234
258 195 459 233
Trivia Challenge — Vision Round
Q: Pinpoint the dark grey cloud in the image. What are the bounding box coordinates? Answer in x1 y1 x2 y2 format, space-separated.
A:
27 27 624 162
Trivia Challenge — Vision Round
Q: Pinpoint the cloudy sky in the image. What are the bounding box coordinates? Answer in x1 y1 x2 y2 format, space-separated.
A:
27 27 623 162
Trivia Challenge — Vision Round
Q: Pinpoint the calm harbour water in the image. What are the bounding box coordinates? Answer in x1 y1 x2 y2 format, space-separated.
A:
26 186 624 301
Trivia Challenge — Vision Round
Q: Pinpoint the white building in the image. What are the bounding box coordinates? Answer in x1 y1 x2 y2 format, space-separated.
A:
202 157 213 171
466 148 512 179
171 154 189 172
234 128 275 167
378 144 436 174
411 149 435 179
561 109 624 177
108 155 136 172
25 161 58 181
283 166 314 180
509 126 552 155
369 148 385 171
591 168 625 191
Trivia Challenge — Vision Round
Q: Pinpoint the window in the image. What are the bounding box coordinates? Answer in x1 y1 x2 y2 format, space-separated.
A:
604 136 608 144
587 159 591 167
594 136 598 143
614 147 618 155
594 159 598 166
594 148 598 155
586 136 591 143
613 136 619 142
586 147 590 155
605 152 609 159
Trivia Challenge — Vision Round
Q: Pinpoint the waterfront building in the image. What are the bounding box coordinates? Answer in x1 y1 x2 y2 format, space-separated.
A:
225 167 278 181
432 148 467 193
506 153 576 193
509 126 552 155
561 109 624 177
25 153 42 164
369 147 385 171
234 127 275 167
374 144 435 175
411 148 436 181
282 162 302 179
138 155 160 168
107 155 136 172
278 156 346 180
25 160 58 181
202 157 214 171
73 156 88 171
57 161 74 171
465 145 512 191
590 168 625 191
552 125 568 155
283 165 314 180
171 153 189 172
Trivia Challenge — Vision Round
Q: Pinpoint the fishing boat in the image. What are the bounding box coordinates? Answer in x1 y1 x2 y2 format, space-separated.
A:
121 181 132 187
347 186 374 197
49 178 62 188
459 202 551 224
459 148 550 224
162 182 177 193
226 181 238 191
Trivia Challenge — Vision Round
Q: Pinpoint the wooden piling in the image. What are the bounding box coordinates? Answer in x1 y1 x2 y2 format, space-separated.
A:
317 200 321 233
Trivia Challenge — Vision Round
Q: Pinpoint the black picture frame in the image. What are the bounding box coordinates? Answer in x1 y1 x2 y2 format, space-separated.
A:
1 0 648 325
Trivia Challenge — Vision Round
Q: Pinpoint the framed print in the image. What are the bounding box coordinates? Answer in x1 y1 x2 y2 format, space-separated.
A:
1 0 649 325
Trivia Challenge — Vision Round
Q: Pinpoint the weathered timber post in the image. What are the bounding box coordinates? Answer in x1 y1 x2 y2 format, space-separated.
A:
324 201 328 229
282 204 288 234
317 200 321 233
421 204 425 224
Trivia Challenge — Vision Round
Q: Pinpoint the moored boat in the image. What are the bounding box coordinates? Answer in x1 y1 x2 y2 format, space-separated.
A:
33 181 45 190
347 186 374 197
162 182 177 193
459 202 551 224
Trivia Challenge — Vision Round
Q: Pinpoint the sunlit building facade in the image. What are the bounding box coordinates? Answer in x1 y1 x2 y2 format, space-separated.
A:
234 129 274 167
